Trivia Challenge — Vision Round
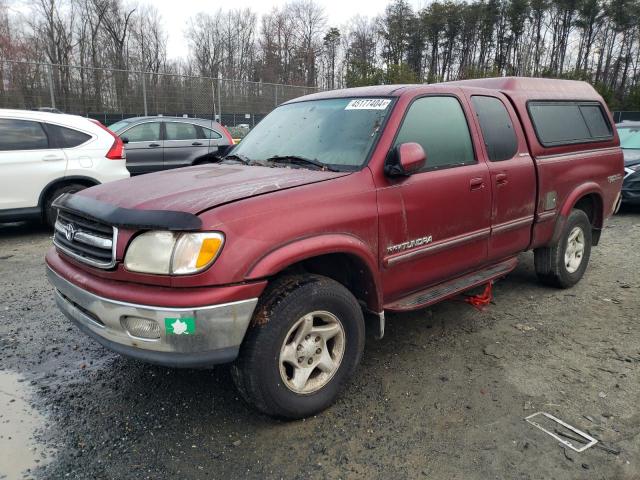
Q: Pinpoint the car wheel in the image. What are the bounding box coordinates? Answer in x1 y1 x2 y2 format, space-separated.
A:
231 274 365 419
43 183 86 228
534 209 592 288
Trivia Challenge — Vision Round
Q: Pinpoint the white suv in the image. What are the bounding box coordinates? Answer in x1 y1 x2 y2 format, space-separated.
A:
0 109 130 226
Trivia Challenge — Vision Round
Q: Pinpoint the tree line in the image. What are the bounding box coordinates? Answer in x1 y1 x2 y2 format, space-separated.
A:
2 0 640 112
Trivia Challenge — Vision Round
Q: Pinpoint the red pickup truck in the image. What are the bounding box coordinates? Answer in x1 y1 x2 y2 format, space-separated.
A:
46 77 624 419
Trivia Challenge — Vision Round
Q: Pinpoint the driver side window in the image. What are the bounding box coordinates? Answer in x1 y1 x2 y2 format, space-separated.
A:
124 122 161 142
394 96 476 172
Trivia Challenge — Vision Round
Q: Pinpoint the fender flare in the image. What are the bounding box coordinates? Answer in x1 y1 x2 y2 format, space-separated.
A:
245 233 383 311
551 182 604 244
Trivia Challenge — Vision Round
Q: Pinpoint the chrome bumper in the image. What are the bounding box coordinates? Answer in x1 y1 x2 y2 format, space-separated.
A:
46 267 258 367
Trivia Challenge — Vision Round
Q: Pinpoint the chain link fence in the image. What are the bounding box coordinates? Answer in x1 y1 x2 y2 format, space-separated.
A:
0 60 321 128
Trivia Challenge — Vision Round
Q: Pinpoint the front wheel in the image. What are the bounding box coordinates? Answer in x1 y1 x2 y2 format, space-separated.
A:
231 275 365 419
534 209 592 288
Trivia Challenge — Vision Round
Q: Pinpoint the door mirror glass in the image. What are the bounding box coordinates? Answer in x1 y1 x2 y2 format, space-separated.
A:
385 142 426 177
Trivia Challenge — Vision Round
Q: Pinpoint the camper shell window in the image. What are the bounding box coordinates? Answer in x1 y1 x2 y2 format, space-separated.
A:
527 101 613 147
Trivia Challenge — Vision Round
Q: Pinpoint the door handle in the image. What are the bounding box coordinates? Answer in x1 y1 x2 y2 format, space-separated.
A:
148 143 161 148
192 142 203 146
495 173 508 186
42 154 65 162
469 177 485 191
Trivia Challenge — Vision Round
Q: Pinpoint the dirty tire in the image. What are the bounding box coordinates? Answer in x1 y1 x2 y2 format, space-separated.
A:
231 274 365 419
43 183 86 228
534 209 592 288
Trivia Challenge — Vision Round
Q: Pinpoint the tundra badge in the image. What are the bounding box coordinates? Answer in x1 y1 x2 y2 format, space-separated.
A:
387 235 433 254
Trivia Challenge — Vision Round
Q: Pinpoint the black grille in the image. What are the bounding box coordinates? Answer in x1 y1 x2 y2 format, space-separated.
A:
54 210 116 268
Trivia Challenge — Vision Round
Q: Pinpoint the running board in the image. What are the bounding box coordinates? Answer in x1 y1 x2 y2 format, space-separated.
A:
384 257 518 312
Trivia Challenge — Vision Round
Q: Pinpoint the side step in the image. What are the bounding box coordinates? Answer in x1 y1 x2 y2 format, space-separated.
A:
384 257 518 312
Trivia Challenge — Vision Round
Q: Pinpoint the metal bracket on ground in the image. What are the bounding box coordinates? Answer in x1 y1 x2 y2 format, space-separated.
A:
525 411 598 453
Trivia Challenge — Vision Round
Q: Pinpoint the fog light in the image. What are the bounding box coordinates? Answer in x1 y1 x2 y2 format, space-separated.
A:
121 316 161 340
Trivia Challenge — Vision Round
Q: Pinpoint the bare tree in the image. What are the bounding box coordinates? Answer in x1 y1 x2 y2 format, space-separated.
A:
290 0 326 86
100 0 136 110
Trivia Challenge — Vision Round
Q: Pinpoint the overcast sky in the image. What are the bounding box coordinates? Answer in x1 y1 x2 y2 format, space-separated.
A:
138 0 427 60
6 0 427 60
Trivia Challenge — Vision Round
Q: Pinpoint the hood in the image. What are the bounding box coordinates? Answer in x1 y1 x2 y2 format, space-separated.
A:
622 149 640 167
80 164 349 214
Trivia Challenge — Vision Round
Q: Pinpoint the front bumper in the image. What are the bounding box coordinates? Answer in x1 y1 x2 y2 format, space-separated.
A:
47 267 258 368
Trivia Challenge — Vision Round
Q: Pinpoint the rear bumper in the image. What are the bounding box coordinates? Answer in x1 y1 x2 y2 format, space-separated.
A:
47 267 258 367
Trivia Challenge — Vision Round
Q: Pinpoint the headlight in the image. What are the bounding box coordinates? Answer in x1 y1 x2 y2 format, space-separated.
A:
628 163 640 172
124 231 224 275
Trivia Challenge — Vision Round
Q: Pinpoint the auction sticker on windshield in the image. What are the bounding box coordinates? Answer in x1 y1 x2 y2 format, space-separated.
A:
345 99 391 110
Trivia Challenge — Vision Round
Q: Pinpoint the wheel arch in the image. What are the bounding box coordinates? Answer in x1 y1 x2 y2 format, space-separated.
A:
554 183 604 245
38 176 101 209
245 234 383 313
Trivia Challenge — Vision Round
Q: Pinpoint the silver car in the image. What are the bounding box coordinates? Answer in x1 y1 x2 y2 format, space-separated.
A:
108 117 233 175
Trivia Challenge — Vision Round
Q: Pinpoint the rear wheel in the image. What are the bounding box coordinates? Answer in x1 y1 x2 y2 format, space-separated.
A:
534 209 592 288
231 275 365 419
43 183 86 228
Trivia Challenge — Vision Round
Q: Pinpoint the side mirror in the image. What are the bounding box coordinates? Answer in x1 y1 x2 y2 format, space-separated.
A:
121 136 129 144
385 142 426 177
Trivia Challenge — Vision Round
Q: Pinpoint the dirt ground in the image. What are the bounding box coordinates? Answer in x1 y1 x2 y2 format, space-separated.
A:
0 207 639 480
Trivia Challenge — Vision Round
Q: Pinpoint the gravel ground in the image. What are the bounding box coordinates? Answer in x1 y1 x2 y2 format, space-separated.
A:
0 207 639 480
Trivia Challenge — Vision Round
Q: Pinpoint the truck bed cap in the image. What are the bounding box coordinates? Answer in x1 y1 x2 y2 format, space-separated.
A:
446 76 601 101
288 77 602 104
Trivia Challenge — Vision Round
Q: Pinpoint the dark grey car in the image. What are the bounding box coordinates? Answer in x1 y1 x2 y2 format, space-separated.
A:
617 121 640 205
108 117 233 175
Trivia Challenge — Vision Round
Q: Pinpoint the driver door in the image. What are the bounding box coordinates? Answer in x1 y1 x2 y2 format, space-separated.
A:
377 95 491 303
121 121 163 175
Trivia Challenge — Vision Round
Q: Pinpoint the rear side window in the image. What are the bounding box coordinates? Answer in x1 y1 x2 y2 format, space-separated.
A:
123 122 161 142
165 122 198 140
47 124 91 148
394 96 475 171
0 118 49 151
579 105 612 138
201 127 222 139
528 101 612 147
471 96 518 161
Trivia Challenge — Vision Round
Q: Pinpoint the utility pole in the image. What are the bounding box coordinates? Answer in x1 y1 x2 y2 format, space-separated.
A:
141 34 148 116
47 64 56 109
217 75 223 124
211 78 217 120
142 73 148 116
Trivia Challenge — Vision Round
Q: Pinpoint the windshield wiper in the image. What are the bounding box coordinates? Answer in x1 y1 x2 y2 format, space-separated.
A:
265 155 338 172
222 153 252 165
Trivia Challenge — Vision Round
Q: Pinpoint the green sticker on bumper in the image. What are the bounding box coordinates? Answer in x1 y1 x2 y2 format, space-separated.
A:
165 317 195 335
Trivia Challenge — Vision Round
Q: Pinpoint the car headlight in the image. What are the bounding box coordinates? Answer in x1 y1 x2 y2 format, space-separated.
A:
124 231 224 275
628 163 640 172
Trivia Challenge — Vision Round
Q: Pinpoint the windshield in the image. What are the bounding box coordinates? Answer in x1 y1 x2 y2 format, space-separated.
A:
618 126 640 149
108 120 133 133
231 97 393 170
